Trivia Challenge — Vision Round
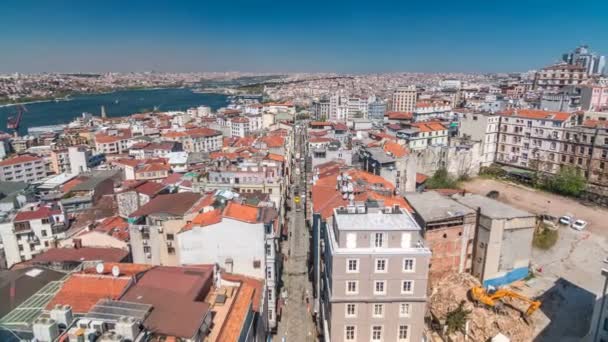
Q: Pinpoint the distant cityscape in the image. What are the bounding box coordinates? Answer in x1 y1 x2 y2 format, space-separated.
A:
0 44 608 342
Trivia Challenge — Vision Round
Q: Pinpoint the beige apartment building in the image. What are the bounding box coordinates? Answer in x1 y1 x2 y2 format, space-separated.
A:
321 202 431 342
391 85 417 113
496 109 577 173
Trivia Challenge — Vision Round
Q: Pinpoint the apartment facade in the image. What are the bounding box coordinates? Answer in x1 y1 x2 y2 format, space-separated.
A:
405 191 477 278
457 110 500 167
162 127 222 153
452 194 535 287
0 154 46 183
94 128 132 154
391 86 417 113
495 109 577 173
534 63 588 91
321 203 431 342
0 203 67 267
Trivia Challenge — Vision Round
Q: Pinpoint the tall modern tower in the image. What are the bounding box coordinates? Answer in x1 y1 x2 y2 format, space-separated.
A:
562 45 606 76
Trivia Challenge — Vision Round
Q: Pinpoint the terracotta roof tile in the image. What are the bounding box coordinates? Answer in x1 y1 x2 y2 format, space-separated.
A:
46 274 131 313
498 109 572 122
129 193 203 218
222 202 259 223
0 154 42 167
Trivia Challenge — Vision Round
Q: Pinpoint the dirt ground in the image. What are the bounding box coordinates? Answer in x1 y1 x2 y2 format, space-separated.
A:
460 178 608 341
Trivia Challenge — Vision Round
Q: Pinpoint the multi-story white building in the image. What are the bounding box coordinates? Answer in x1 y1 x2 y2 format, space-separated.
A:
397 122 449 150
0 202 67 267
391 86 417 113
0 154 46 182
162 127 222 153
320 203 431 342
231 117 250 137
94 128 132 154
495 109 577 172
177 202 281 331
534 63 588 91
457 110 501 167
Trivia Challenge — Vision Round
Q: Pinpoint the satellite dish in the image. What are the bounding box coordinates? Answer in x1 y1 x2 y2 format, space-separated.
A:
96 263 104 274
111 265 120 277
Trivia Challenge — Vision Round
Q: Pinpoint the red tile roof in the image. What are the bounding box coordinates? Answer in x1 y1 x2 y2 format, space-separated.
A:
90 216 130 242
412 122 447 132
120 265 214 339
182 209 223 231
14 205 62 222
387 111 413 120
46 274 131 313
222 202 259 223
129 192 203 218
416 173 429 184
266 153 285 162
259 135 285 148
0 154 42 167
31 247 129 263
498 108 572 122
216 273 264 342
95 129 132 144
583 119 608 128
383 141 409 157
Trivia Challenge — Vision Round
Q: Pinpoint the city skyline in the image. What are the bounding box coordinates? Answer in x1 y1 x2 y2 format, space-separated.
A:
1 0 608 73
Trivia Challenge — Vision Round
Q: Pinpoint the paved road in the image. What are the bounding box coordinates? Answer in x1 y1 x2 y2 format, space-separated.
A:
276 125 315 341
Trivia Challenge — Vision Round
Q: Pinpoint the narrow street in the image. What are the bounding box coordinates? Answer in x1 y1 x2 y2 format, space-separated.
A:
276 124 315 341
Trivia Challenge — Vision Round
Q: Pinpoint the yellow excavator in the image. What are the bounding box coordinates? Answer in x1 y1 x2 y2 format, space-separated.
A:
470 286 541 320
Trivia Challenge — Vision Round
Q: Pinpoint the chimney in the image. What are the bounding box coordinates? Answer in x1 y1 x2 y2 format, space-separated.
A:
73 238 82 249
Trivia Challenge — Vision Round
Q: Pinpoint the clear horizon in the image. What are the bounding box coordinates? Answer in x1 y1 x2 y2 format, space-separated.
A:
1 0 607 74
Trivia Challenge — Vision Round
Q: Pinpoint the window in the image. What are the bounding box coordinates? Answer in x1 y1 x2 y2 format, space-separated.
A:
41 218 50 224
403 258 415 272
346 281 358 294
374 280 386 295
143 246 151 253
345 304 357 318
371 326 382 342
346 259 359 273
167 247 175 254
402 280 414 294
398 325 410 341
375 258 387 273
41 230 47 237
345 326 356 340
373 233 385 248
372 303 384 318
166 233 174 240
399 303 411 317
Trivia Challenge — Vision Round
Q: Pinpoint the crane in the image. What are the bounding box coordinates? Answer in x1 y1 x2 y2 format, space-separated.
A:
7 104 27 131
470 285 541 319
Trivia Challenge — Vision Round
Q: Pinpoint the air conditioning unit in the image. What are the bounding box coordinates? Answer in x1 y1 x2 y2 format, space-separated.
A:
142 239 148 245
157 227 163 233
99 331 125 342
146 252 151 259
166 241 172 247
91 320 107 333
50 304 73 326
33 318 59 342
78 318 92 329
115 316 140 341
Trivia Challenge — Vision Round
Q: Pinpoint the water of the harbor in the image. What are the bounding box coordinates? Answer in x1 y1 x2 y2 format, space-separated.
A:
0 88 229 135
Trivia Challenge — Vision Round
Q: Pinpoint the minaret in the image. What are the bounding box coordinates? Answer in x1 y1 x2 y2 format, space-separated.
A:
101 105 107 118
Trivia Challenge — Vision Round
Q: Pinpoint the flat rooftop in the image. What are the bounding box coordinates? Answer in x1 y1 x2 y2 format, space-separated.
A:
405 191 475 222
334 206 420 231
451 193 533 219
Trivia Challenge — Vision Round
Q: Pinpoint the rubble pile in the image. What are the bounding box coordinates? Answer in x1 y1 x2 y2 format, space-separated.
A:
428 273 535 342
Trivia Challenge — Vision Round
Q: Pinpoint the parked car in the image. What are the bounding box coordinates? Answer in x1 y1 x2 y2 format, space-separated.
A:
559 215 573 225
571 219 588 231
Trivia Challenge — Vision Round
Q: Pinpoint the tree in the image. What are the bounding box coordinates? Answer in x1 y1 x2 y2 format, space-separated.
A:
425 168 458 189
445 301 471 334
544 166 586 197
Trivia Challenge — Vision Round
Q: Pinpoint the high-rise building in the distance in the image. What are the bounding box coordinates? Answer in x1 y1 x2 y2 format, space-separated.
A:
562 45 606 76
391 85 417 112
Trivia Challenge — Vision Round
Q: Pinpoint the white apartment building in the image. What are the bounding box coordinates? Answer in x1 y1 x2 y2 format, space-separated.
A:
0 202 67 267
231 117 251 137
94 128 132 154
320 203 431 342
177 202 281 331
496 109 577 172
397 122 449 150
0 154 46 182
457 111 500 167
392 86 417 113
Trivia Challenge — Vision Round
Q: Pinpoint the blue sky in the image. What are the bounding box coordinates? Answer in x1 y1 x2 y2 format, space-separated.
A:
1 0 607 73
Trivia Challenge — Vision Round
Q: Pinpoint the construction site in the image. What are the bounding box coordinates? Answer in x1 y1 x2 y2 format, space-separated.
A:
427 273 539 342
